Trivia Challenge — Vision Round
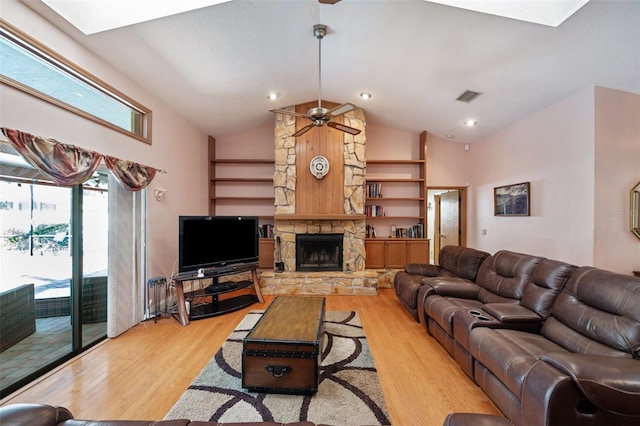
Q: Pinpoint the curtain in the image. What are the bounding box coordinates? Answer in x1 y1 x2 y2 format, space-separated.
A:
107 173 145 337
1 126 160 191
104 155 157 191
1 127 102 185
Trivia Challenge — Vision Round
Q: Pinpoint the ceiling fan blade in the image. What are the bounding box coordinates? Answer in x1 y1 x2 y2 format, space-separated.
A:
293 123 315 137
270 108 310 119
319 0 341 4
327 121 361 135
327 102 356 118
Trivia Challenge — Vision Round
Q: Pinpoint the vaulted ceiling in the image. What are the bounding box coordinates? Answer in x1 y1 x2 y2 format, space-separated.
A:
23 0 640 143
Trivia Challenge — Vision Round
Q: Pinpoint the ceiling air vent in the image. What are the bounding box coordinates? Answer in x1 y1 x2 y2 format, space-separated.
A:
456 90 483 103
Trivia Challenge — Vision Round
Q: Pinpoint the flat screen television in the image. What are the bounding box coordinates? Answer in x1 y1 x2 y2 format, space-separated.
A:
178 216 259 275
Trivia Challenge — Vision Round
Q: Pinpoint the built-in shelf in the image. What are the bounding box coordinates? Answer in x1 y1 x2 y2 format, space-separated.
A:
365 216 424 220
364 132 427 253
367 197 425 201
274 214 367 220
213 159 275 164
208 136 275 229
365 178 425 183
213 197 275 201
211 177 274 182
367 160 423 164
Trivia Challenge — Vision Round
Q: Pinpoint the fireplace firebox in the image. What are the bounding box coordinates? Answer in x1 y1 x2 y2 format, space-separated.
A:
295 234 344 272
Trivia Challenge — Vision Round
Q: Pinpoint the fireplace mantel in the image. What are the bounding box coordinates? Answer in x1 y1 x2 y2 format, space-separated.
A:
275 214 366 220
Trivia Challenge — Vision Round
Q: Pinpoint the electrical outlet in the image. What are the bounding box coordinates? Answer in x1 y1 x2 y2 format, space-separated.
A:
482 229 487 235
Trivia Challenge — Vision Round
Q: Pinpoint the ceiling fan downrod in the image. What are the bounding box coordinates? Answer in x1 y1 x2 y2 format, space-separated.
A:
314 24 327 110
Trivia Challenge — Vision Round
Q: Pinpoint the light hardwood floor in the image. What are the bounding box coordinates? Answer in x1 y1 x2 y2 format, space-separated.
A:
0 289 500 425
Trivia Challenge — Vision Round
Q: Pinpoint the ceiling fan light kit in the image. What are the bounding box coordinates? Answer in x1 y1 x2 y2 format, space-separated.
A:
270 24 361 137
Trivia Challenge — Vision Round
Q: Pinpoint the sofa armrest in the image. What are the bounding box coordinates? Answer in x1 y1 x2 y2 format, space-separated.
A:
481 303 542 323
405 263 440 276
0 403 74 426
422 278 480 299
540 353 640 416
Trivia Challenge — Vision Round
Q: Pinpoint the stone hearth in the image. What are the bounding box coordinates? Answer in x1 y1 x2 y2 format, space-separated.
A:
260 270 378 295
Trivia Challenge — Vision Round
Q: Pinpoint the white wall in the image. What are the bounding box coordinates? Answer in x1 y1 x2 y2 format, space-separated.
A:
426 135 469 187
464 85 640 274
594 87 640 273
467 87 596 265
1 0 209 281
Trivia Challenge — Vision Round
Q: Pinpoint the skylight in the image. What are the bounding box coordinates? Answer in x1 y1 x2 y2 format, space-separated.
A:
42 0 231 35
427 0 590 27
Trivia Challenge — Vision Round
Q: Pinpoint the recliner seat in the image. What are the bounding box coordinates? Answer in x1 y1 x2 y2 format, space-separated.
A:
420 250 543 356
393 245 490 321
469 266 640 426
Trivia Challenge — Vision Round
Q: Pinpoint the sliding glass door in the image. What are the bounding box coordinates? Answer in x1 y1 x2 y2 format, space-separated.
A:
0 168 108 397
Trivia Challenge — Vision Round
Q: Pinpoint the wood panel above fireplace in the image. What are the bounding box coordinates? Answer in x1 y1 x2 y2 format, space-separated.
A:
294 100 345 216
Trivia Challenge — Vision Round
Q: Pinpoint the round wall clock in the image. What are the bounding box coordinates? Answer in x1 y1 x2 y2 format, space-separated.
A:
310 156 329 179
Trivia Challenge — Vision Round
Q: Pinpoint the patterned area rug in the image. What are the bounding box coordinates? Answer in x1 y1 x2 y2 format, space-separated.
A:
164 310 391 425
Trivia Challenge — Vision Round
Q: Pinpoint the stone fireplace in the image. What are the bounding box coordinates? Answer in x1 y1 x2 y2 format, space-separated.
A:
259 100 378 295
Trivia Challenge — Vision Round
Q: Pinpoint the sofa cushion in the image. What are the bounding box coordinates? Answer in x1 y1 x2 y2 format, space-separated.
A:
404 263 440 276
469 328 570 398
475 251 544 304
393 271 426 311
519 259 575 319
438 245 491 281
424 296 485 335
542 266 640 357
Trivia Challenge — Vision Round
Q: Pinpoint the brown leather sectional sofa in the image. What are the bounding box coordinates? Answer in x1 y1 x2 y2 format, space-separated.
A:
0 403 324 426
394 246 640 426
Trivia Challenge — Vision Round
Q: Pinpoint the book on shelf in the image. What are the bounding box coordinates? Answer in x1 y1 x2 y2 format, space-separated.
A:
258 224 274 238
392 223 424 239
366 183 383 198
366 224 377 238
365 205 385 217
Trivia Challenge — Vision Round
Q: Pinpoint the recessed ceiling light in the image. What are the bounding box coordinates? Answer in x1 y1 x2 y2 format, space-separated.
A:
267 93 278 101
446 134 455 139
465 119 477 127
360 92 372 100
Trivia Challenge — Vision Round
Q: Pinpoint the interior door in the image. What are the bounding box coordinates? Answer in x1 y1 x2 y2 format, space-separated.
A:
439 190 460 256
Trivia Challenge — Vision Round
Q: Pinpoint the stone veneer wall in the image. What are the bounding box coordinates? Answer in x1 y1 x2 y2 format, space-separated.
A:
261 105 379 295
272 105 367 274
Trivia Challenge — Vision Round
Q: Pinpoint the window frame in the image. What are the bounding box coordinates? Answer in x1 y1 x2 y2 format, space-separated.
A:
0 19 152 145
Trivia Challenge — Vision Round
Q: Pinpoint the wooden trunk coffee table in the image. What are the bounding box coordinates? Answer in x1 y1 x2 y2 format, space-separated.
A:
241 296 326 395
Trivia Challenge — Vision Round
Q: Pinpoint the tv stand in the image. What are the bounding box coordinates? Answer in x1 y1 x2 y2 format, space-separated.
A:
172 263 264 326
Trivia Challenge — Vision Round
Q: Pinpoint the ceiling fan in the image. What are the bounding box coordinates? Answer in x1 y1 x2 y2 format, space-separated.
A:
269 24 361 137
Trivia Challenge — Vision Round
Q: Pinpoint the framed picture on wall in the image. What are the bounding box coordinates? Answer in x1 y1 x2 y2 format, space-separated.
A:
494 182 530 216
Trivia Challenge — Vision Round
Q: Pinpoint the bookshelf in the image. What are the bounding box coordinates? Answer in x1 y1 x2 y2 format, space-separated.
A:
208 136 275 268
364 131 429 268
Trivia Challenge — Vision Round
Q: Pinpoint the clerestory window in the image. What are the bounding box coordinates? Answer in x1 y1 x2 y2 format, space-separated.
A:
0 19 152 144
